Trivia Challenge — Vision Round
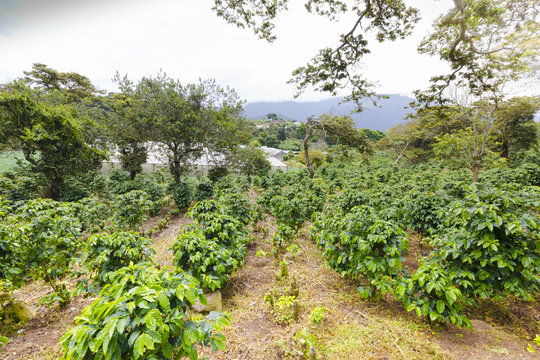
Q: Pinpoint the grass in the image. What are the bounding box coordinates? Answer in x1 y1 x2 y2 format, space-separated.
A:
0 151 26 173
323 317 453 360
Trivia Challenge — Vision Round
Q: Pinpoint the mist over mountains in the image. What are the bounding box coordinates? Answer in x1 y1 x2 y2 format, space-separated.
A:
243 94 414 131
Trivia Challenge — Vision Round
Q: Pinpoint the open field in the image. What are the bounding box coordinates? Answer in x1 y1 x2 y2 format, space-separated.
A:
0 152 25 173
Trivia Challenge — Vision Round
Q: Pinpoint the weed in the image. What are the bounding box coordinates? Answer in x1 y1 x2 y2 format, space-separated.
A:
310 306 326 325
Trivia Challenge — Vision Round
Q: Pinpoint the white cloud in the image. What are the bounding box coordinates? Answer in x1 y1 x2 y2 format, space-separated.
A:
0 0 537 102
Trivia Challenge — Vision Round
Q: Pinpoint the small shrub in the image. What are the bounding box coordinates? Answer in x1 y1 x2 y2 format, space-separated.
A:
310 306 326 325
286 244 301 257
264 286 299 325
270 195 308 231
271 224 295 253
217 190 250 225
168 181 192 210
80 231 155 286
10 199 82 306
208 167 229 182
171 214 248 291
194 180 214 201
277 261 289 281
255 250 268 257
76 197 111 232
59 264 230 360
312 205 408 299
112 190 151 231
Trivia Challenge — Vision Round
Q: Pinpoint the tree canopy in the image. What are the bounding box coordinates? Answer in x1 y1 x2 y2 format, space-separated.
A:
212 0 420 106
132 73 247 182
0 82 104 200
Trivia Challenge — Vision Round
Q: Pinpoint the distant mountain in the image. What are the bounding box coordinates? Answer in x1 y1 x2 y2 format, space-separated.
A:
243 95 414 131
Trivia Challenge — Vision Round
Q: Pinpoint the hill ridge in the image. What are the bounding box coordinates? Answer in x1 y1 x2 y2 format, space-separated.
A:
243 94 414 131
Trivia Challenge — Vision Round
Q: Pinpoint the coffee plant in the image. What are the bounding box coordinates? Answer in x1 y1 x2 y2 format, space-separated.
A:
112 190 151 231
171 213 248 291
8 199 82 306
59 263 230 360
194 179 214 201
397 260 471 328
168 181 192 210
76 197 112 232
401 189 450 235
80 231 155 286
431 185 540 301
186 199 226 221
312 205 408 298
270 195 308 231
217 190 250 225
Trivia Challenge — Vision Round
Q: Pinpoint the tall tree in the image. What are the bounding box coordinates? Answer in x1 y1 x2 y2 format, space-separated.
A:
212 0 420 106
316 114 372 159
102 74 151 179
413 0 539 181
135 73 245 183
22 63 108 149
23 63 103 104
493 96 539 159
302 114 372 177
0 82 104 200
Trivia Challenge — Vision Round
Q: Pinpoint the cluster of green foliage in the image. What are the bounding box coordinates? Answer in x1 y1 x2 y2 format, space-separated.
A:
308 156 540 328
59 263 230 360
264 277 300 325
0 82 104 201
398 185 540 327
312 205 408 299
256 176 326 232
168 181 192 210
216 190 250 225
0 199 82 306
171 199 249 291
80 232 155 286
194 180 214 201
113 190 152 231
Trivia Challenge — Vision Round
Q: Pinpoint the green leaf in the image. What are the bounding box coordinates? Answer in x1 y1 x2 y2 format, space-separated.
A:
158 292 170 312
436 300 445 314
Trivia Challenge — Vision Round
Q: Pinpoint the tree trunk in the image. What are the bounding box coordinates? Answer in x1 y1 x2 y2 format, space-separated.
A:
393 142 410 167
501 140 509 159
472 166 480 182
303 117 314 178
169 143 182 183
44 176 63 200
472 160 481 182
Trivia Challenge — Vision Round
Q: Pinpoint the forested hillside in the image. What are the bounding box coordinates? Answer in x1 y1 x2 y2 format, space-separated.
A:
244 95 413 131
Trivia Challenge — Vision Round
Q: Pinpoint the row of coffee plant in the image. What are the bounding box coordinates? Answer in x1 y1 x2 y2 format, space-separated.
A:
309 157 539 328
1 173 256 359
59 184 253 359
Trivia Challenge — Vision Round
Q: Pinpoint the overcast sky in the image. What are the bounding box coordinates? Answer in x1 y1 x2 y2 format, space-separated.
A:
0 0 536 102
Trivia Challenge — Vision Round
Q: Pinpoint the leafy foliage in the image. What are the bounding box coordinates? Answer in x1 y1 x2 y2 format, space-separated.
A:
431 185 540 301
194 180 214 201
312 205 408 298
81 232 155 286
397 260 471 328
168 181 192 210
112 190 151 231
59 263 230 360
217 190 250 225
3 199 82 305
0 82 104 200
172 211 248 291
